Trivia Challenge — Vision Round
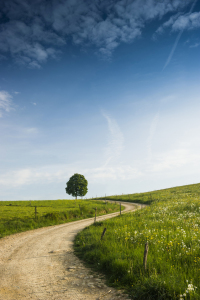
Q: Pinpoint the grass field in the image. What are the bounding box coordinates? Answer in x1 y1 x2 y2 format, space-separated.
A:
0 199 122 238
74 183 200 300
96 184 200 205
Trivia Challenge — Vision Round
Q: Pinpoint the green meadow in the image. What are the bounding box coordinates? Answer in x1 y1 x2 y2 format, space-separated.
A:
0 199 121 238
74 183 200 300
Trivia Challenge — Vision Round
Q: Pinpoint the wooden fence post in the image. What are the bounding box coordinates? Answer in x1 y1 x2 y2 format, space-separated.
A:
143 242 149 270
94 207 97 222
101 228 107 240
120 203 121 216
35 206 37 220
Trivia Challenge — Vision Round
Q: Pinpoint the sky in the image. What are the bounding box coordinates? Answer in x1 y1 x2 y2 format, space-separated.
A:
0 0 200 200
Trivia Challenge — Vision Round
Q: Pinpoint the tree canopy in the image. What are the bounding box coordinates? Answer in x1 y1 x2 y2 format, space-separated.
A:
65 173 88 199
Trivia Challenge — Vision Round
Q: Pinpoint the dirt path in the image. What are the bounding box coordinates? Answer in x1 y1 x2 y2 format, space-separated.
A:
0 202 142 300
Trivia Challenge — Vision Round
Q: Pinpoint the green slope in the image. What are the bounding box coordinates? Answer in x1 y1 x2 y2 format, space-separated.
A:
75 183 200 300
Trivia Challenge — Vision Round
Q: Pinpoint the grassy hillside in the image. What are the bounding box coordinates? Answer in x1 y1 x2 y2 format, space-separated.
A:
96 183 200 205
0 199 122 238
74 183 200 300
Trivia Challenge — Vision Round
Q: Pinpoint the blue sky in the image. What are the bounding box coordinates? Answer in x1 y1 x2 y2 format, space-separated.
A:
0 0 200 200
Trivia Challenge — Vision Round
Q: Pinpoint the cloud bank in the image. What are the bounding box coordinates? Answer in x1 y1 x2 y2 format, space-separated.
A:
0 0 195 66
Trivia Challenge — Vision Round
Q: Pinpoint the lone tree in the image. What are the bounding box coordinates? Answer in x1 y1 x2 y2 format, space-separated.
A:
65 173 88 199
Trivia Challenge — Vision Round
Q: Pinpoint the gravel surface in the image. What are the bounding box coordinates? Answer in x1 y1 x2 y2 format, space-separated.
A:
0 202 142 300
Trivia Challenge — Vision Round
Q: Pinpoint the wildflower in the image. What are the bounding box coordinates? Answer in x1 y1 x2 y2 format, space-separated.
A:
187 284 194 291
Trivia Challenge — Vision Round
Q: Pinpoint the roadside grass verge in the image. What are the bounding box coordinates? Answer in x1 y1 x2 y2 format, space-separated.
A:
0 200 123 238
74 183 200 300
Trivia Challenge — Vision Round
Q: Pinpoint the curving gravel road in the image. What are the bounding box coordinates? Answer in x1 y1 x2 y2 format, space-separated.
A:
0 202 143 300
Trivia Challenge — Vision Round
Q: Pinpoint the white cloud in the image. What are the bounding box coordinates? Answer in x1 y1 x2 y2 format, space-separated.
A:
0 165 67 187
189 42 200 48
147 113 159 163
154 1 199 37
0 163 142 188
162 13 200 69
154 11 200 38
102 111 124 166
0 90 13 117
1 124 38 140
153 13 181 38
0 0 195 64
85 165 143 181
28 60 41 69
23 127 38 134
150 148 200 173
1 99 200 196
172 11 200 31
151 149 188 172
152 0 198 69
160 94 177 104
0 20 62 68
